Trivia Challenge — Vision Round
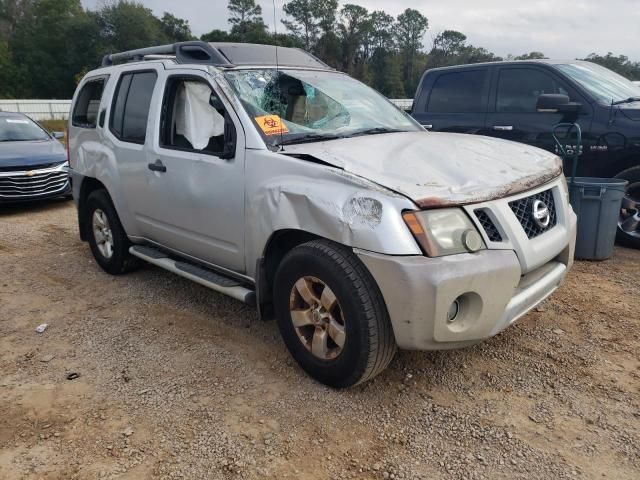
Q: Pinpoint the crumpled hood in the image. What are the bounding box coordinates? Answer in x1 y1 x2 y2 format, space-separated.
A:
282 132 562 207
0 139 66 169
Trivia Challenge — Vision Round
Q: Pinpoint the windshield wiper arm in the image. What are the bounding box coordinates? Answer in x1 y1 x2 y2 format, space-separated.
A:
612 96 640 105
275 133 345 147
341 127 405 138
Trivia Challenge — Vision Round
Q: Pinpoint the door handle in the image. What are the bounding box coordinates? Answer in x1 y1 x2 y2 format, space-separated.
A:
98 110 106 128
422 124 433 130
148 160 167 173
493 125 514 131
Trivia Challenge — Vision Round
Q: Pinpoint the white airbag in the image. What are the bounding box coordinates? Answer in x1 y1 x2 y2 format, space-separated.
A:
176 82 224 150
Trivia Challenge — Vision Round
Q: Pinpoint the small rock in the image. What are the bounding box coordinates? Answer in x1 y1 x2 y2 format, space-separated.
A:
39 354 55 363
552 328 565 335
122 428 134 437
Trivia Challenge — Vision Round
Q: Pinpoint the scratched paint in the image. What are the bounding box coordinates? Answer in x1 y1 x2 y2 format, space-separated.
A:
342 197 383 228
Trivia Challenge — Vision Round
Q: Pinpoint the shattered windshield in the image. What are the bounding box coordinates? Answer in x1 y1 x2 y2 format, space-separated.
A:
223 69 421 147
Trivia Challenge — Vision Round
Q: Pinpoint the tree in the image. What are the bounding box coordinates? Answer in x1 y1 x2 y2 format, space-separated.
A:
227 0 265 42
95 1 167 53
337 4 369 75
201 29 232 42
514 51 546 60
282 0 319 50
160 12 193 42
581 52 640 80
282 0 338 51
395 8 428 96
228 0 262 25
0 0 33 39
10 0 100 98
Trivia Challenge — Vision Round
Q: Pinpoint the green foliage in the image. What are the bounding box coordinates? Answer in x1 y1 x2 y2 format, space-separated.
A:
514 51 546 60
395 8 428 96
282 0 337 51
227 0 262 25
160 12 193 42
1 0 637 101
581 52 640 81
428 30 502 70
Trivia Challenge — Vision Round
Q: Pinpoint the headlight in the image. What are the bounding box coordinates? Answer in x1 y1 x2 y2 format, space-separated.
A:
403 208 485 257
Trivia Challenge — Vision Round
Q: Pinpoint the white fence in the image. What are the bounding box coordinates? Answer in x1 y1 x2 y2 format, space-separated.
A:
0 99 72 121
0 98 413 122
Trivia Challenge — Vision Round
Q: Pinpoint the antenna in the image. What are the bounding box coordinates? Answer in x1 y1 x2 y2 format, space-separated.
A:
273 0 285 150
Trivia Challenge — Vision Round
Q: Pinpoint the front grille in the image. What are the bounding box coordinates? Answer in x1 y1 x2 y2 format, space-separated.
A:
509 189 557 239
0 169 68 198
474 209 503 242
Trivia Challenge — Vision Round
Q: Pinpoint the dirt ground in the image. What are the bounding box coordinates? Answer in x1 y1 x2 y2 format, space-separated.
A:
1 200 639 480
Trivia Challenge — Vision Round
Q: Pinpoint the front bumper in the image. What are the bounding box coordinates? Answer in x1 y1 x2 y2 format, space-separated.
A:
356 211 576 350
0 162 70 203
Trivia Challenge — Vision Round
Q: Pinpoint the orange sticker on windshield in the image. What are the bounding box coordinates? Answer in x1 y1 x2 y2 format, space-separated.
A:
255 115 289 136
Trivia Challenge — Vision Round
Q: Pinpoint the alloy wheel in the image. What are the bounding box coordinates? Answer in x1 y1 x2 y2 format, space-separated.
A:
619 182 640 239
92 209 114 259
289 276 346 360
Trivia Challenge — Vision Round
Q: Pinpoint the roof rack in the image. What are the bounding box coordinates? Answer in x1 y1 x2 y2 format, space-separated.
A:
101 41 233 67
101 41 332 70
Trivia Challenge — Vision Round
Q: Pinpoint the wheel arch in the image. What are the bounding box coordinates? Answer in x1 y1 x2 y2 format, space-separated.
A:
77 176 109 241
256 228 324 321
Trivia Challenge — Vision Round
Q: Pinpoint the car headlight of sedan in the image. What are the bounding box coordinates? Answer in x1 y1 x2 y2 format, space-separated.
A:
403 208 485 257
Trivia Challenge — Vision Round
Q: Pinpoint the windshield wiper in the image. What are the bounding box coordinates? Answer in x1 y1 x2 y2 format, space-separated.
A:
341 127 405 138
612 96 640 105
275 133 346 147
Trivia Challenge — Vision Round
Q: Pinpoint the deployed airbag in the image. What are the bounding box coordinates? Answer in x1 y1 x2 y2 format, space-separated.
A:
176 82 225 150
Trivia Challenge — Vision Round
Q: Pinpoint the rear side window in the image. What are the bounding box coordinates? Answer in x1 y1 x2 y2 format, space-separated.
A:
497 68 570 113
110 71 157 144
72 78 106 128
427 70 488 113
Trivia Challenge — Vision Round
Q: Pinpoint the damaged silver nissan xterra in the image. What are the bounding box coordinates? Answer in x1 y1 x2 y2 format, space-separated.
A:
69 42 577 387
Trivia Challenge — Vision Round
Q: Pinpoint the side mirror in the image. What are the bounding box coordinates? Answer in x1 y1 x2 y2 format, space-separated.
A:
536 94 582 114
220 112 236 160
52 131 65 139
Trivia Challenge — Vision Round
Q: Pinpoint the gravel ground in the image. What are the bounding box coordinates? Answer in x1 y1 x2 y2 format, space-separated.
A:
1 199 639 480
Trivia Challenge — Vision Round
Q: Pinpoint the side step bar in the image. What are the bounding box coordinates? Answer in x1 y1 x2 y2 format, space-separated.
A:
129 245 255 305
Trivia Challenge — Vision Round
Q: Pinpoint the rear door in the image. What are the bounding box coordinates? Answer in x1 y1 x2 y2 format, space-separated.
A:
485 65 593 155
411 68 491 134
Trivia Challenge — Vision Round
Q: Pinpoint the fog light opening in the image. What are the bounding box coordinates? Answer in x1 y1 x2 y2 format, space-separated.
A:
447 299 460 323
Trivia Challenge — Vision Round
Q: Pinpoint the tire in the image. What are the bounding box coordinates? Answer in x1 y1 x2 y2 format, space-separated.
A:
614 166 640 249
273 239 396 388
84 189 140 274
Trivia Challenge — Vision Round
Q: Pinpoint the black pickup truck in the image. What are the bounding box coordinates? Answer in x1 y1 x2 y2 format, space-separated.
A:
411 60 640 248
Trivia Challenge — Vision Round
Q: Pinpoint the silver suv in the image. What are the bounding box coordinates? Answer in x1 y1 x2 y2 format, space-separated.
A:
69 42 577 387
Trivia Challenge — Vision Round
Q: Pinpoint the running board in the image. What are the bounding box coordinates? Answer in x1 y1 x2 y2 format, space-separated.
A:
129 245 255 305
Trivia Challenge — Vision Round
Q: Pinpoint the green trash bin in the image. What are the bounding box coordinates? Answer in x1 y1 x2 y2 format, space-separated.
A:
568 177 628 260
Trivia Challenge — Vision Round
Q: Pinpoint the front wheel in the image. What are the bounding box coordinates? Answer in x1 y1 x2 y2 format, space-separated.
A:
273 239 396 388
615 166 640 249
85 190 140 274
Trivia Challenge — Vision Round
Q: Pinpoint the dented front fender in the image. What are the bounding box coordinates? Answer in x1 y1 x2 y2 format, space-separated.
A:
244 150 421 277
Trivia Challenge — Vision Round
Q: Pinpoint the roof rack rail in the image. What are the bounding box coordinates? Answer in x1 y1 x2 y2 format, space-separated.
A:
101 41 233 67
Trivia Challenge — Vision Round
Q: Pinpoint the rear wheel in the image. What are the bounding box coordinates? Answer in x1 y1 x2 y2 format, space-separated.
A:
273 239 396 388
85 190 140 274
614 166 640 249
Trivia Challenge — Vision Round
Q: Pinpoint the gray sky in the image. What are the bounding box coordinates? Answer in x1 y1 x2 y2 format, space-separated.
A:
81 0 640 61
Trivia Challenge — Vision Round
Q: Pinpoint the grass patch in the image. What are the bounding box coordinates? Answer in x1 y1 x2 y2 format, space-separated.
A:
40 119 67 133
39 119 68 145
